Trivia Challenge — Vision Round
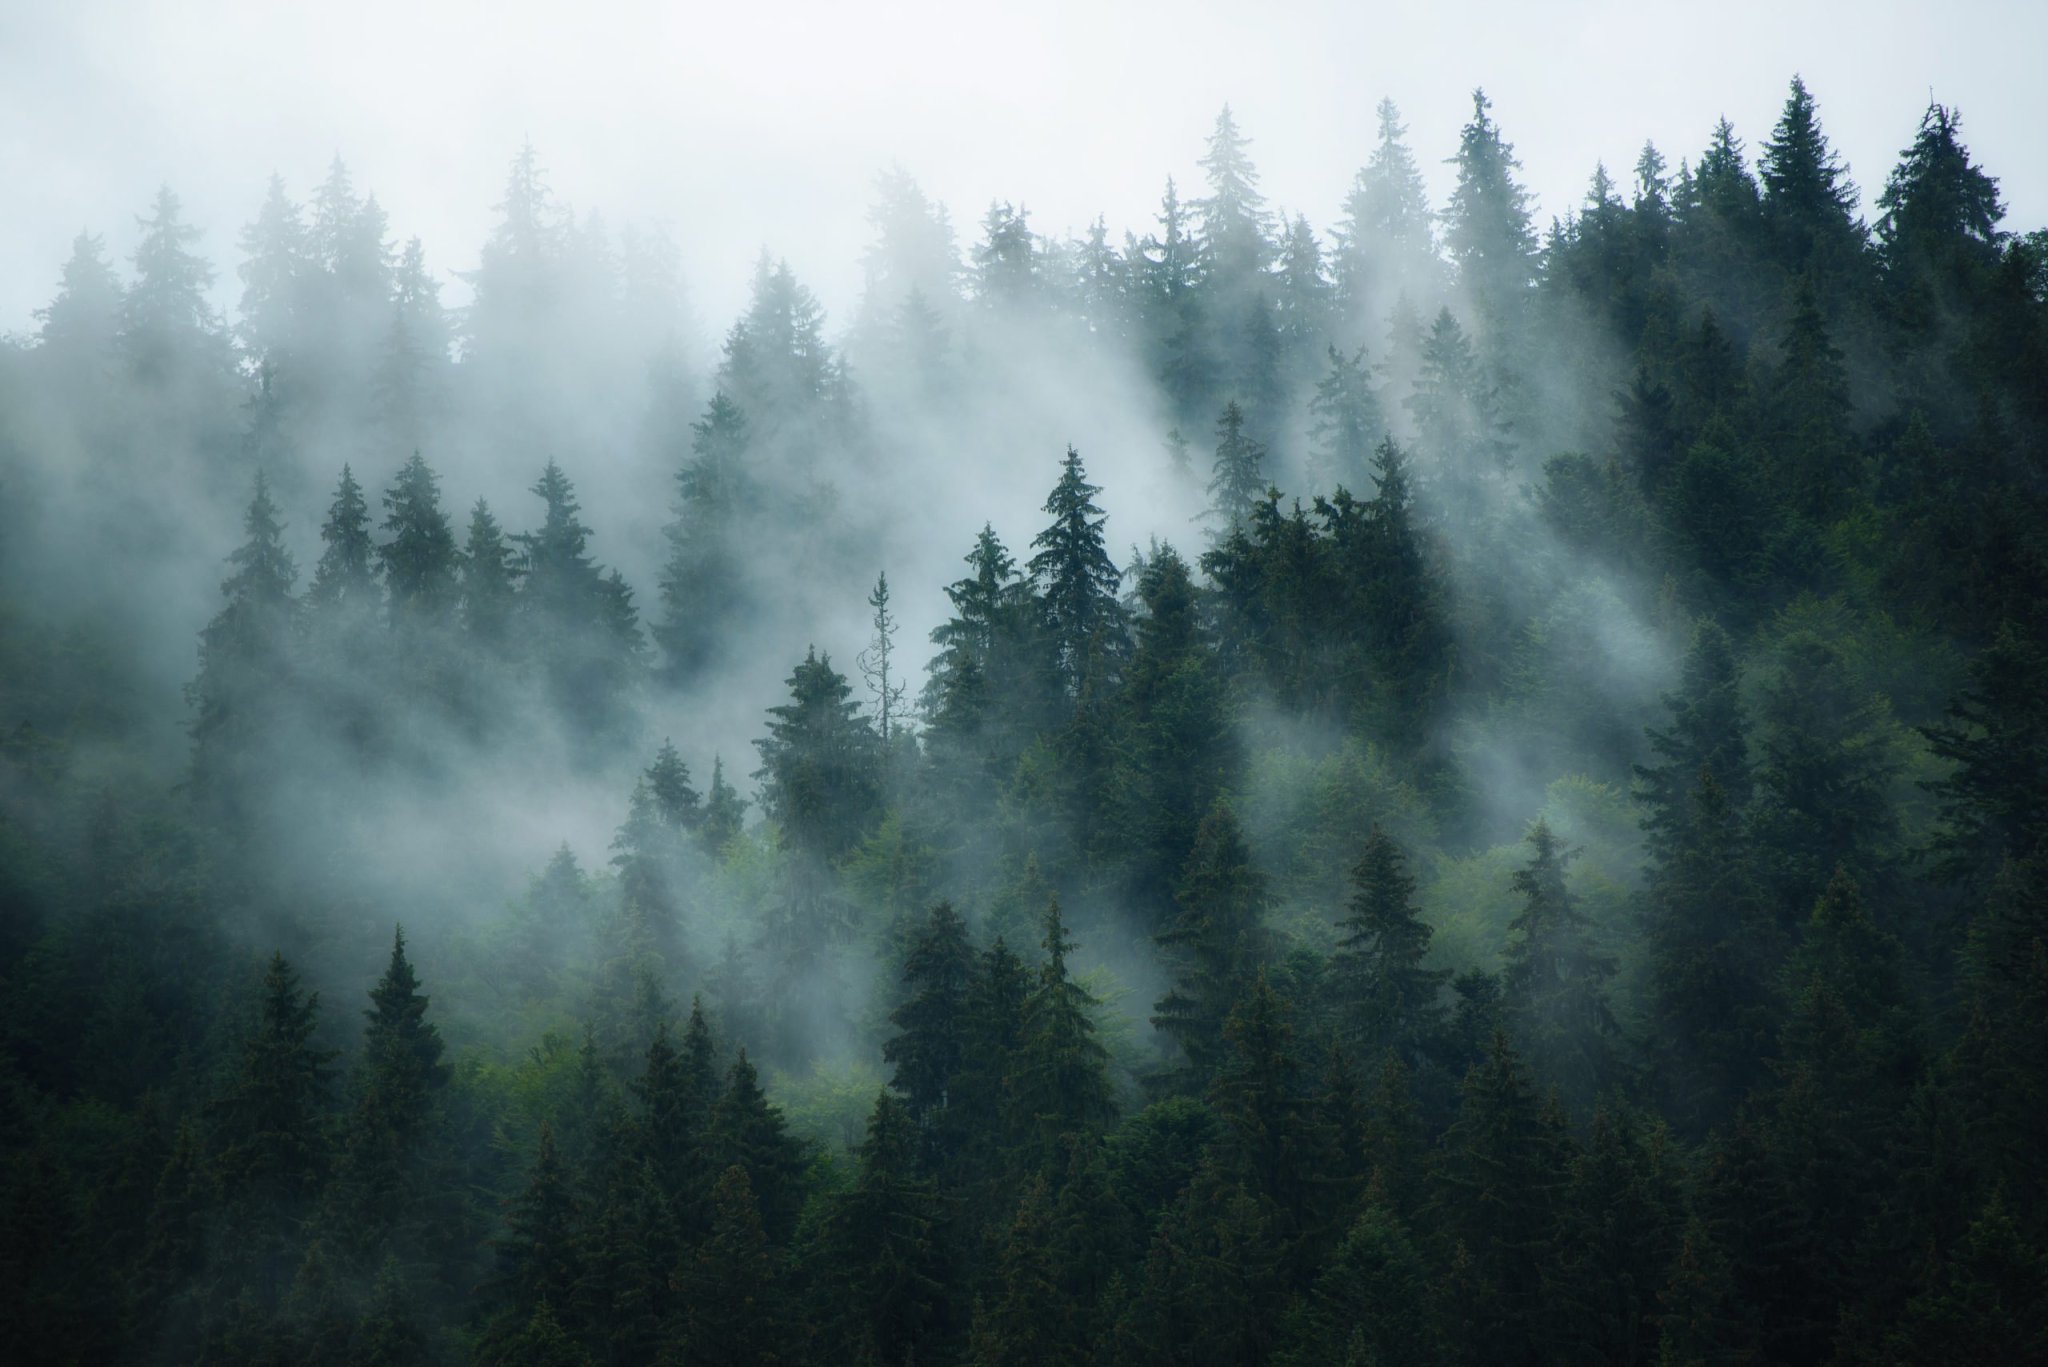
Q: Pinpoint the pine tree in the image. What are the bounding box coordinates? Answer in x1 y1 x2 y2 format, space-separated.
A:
1208 974 1318 1248
1921 625 2048 883
1014 898 1116 1167
121 185 232 385
816 1092 949 1364
753 647 880 863
701 755 748 852
857 571 908 746
1643 768 1778 1134
1443 90 1539 345
1029 446 1126 695
189 472 298 824
375 453 459 630
1153 803 1270 1090
307 464 379 615
677 1166 783 1367
331 927 451 1246
970 1176 1082 1367
974 200 1040 309
1750 635 1901 925
237 174 311 368
374 237 450 455
884 901 976 1156
1195 105 1271 299
1205 400 1268 535
1635 620 1752 864
1501 821 1621 1112
1275 1197 1440 1367
655 391 750 686
709 1051 810 1245
518 460 643 742
1106 544 1236 931
1307 345 1383 493
1759 76 1868 286
34 230 124 380
1329 827 1448 1073
487 1123 584 1348
1431 1031 1569 1366
1333 98 1439 332
460 498 520 649
211 953 334 1205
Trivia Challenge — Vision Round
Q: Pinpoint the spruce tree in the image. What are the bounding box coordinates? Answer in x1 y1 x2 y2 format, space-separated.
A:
1328 827 1448 1073
189 472 298 824
1205 400 1268 535
1014 899 1116 1167
377 453 459 629
1029 447 1126 696
752 647 880 863
677 1166 782 1367
1443 90 1539 345
884 902 976 1156
1500 821 1621 1112
1152 803 1270 1091
306 464 379 615
460 498 520 649
1333 98 1438 331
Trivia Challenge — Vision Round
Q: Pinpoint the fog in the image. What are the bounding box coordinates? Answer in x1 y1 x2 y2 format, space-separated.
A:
1 0 2040 1145
6 1 2044 335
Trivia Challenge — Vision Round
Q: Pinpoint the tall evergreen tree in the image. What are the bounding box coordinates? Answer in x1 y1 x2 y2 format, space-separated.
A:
1329 827 1448 1073
1443 90 1539 346
1501 821 1621 1112
1028 446 1126 695
1333 98 1439 332
1015 899 1116 1166
1205 400 1269 535
377 453 459 629
189 472 298 825
1153 803 1270 1091
884 901 977 1157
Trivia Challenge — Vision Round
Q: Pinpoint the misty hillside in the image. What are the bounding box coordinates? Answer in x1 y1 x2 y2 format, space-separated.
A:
2 74 2046 1366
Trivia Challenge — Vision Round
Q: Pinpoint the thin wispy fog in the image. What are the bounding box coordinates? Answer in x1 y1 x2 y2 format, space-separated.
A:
4 1 2042 333
3 5 2045 1362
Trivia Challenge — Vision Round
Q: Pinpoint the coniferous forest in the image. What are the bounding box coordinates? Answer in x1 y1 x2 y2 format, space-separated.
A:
3 75 2047 1365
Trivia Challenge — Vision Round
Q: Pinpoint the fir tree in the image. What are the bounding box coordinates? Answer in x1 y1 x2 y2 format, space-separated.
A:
1152 803 1270 1091
1501 821 1621 1113
1029 446 1126 696
1015 899 1116 1167
1329 827 1448 1073
377 453 459 630
1205 400 1268 535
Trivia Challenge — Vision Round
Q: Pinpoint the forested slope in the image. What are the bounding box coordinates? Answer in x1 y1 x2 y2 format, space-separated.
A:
2 81 2045 1364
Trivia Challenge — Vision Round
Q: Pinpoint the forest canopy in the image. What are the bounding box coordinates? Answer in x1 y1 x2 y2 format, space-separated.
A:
2 73 2046 1365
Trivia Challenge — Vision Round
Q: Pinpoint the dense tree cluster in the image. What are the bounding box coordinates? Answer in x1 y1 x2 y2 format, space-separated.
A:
3 78 2047 1364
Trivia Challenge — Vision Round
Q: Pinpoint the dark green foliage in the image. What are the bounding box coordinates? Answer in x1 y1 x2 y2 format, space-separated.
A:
1014 899 1116 1168
678 1165 783 1367
189 472 298 824
378 453 459 628
1501 822 1621 1112
884 901 976 1156
1329 827 1448 1074
211 953 334 1207
1153 803 1270 1090
814 1092 950 1365
9 80 2048 1367
1750 635 1902 922
1029 447 1126 696
1205 400 1268 534
753 647 880 863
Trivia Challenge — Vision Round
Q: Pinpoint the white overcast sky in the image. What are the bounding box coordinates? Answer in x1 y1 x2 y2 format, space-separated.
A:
3 0 2043 340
